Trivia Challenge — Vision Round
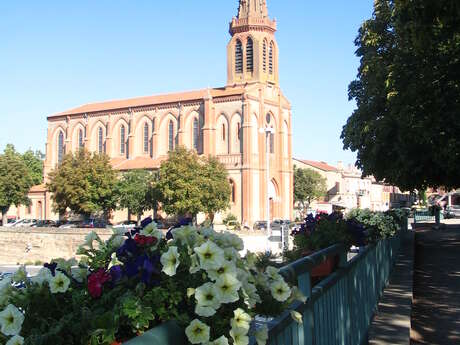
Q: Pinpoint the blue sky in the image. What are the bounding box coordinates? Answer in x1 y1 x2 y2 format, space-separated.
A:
0 0 373 166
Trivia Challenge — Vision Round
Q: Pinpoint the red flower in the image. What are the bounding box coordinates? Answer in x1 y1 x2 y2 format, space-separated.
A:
88 269 111 298
134 234 157 247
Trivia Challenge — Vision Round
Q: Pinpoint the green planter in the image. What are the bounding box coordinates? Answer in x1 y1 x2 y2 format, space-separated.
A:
123 321 187 345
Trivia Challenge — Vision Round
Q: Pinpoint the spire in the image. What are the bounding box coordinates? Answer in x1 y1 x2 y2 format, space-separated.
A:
238 0 268 19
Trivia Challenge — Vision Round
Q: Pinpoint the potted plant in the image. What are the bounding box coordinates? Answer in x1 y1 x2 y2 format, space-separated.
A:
287 212 352 278
0 221 302 345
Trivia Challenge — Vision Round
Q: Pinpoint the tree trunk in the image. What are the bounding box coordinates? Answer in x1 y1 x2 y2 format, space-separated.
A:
1 206 9 226
137 214 141 227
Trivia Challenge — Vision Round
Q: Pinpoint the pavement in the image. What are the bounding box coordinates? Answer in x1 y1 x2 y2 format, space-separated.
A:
410 225 460 345
368 230 415 345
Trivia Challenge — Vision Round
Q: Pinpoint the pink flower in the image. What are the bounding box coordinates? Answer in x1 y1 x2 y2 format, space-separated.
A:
88 269 111 298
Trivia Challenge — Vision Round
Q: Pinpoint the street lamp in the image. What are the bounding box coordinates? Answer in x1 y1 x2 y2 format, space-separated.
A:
259 126 275 252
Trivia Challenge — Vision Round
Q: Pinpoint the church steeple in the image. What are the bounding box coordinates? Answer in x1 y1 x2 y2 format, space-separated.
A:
237 0 268 20
227 0 279 86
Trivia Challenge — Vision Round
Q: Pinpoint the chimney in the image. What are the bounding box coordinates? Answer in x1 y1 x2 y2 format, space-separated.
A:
337 161 344 171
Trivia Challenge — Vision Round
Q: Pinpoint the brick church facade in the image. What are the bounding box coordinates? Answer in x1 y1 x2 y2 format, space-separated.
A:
14 0 293 226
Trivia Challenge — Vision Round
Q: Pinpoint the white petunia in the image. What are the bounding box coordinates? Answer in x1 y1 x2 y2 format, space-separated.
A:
290 310 303 324
223 247 239 263
6 335 24 345
229 327 249 345
71 267 88 283
207 261 237 281
230 308 252 332
185 319 210 344
187 288 196 298
0 304 24 336
265 266 283 282
270 279 291 302
290 286 307 303
215 273 241 304
254 325 268 345
0 277 13 306
108 252 123 269
140 223 162 242
160 246 180 276
55 258 78 274
194 283 221 317
110 235 125 249
194 241 225 271
242 281 261 308
30 267 52 286
199 227 217 240
49 272 70 294
82 231 100 249
189 254 201 274
225 233 244 251
209 335 229 345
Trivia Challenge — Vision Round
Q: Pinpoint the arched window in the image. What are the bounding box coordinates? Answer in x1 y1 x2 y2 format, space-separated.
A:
269 42 274 75
168 120 174 152
246 38 253 72
120 125 126 155
230 180 236 203
222 123 226 141
193 118 199 151
143 123 149 153
235 40 243 74
57 131 64 163
98 127 104 153
152 118 156 133
237 123 241 140
78 129 84 149
263 40 267 72
270 132 275 154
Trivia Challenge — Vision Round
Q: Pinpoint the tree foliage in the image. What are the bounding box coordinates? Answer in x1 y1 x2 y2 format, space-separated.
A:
46 150 118 219
0 146 33 224
116 169 157 224
294 167 327 214
342 0 460 190
156 147 231 220
22 149 44 185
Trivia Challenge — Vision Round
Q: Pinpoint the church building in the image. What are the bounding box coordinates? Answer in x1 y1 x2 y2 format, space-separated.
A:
18 0 293 226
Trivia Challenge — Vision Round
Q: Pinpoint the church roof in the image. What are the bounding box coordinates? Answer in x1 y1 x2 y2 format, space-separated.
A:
110 156 167 171
49 87 245 118
294 159 338 172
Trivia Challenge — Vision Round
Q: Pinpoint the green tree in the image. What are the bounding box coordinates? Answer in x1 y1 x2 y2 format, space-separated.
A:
199 156 231 223
342 0 460 190
156 147 230 222
0 146 33 225
22 149 44 185
116 169 155 225
46 150 118 220
294 167 327 216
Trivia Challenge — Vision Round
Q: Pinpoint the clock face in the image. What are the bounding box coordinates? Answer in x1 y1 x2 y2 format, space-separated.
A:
266 113 271 124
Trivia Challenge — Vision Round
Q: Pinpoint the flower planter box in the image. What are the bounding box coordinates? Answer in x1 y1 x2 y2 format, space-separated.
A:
311 255 338 277
120 321 187 345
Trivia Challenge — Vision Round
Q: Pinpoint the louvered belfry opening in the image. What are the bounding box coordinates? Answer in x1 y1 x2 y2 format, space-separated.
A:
235 40 243 74
269 42 274 74
246 38 254 72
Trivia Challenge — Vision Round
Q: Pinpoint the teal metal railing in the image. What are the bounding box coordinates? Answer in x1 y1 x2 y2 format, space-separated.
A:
414 209 443 223
252 233 402 345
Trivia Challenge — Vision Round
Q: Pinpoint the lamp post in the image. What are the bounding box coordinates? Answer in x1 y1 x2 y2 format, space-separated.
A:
259 126 275 252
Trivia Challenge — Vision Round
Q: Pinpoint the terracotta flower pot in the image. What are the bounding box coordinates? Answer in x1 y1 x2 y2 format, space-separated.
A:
302 251 339 278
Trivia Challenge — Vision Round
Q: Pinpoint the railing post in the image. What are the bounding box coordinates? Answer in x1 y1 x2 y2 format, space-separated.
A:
298 273 314 345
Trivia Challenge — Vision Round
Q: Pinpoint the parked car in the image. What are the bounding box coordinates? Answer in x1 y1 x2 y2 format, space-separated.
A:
1 218 17 227
58 221 82 229
32 220 57 228
81 219 107 229
112 220 137 231
253 220 268 231
14 219 37 227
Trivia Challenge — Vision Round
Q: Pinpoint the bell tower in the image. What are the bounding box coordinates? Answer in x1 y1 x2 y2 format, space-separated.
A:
227 0 279 86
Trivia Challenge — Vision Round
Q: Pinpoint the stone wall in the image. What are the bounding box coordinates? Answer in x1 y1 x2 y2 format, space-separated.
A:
0 227 112 265
0 227 274 265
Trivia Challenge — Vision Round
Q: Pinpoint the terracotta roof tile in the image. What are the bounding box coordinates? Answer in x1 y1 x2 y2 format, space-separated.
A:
49 87 245 118
294 159 338 172
110 156 166 171
29 184 47 193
